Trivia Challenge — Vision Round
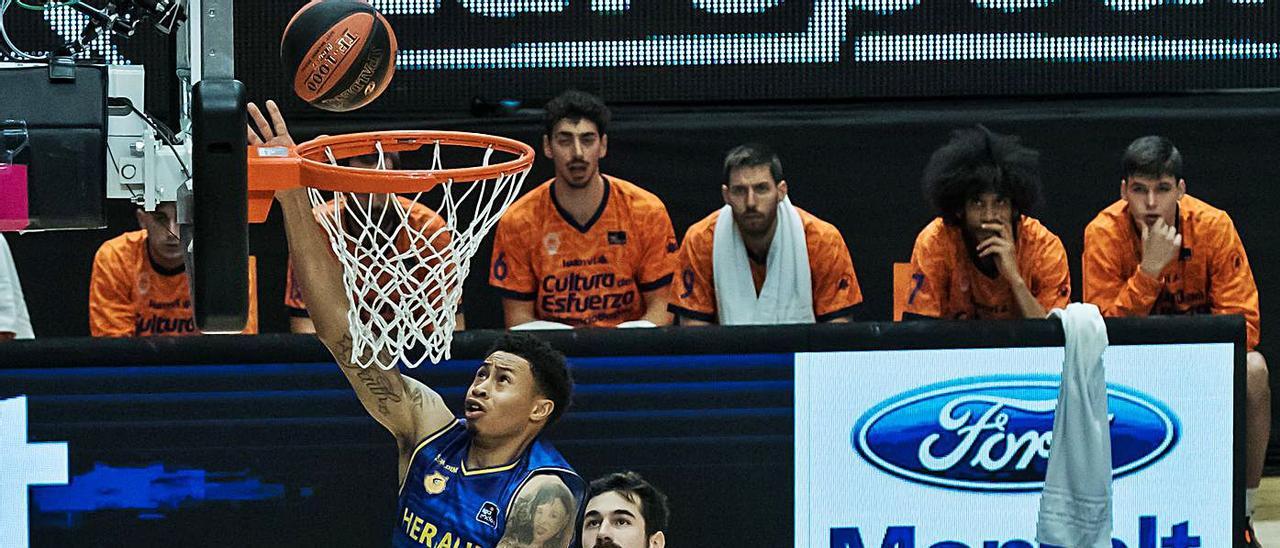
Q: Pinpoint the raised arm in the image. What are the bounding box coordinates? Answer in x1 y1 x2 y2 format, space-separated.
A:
495 474 579 548
248 101 453 459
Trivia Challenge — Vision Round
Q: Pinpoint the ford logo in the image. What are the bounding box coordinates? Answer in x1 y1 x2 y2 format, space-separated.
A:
853 375 1179 492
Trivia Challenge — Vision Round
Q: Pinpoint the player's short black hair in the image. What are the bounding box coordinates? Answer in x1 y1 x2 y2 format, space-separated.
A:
1122 135 1182 182
722 143 784 186
922 124 1042 225
487 333 572 425
342 150 400 169
587 471 670 539
544 90 610 137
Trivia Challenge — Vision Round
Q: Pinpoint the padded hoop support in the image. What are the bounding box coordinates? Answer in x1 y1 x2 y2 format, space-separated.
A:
246 146 301 223
246 130 535 223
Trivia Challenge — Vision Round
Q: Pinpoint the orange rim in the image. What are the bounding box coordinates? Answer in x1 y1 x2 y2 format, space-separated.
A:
294 130 535 194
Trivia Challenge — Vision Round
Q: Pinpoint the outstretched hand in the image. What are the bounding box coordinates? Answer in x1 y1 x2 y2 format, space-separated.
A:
247 100 295 147
247 100 304 201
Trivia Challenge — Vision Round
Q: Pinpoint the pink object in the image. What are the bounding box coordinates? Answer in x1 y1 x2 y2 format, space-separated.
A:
0 163 30 231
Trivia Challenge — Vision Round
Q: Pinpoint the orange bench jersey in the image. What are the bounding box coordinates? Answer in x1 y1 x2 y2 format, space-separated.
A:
668 208 863 323
905 216 1070 320
489 176 677 327
285 196 448 315
89 230 259 337
1083 195 1259 349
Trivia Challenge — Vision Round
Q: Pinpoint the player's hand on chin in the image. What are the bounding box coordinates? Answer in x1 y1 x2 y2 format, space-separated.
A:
977 222 1023 285
1139 217 1182 277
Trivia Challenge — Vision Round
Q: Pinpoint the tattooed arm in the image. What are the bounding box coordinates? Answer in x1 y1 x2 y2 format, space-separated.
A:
251 101 455 470
496 475 579 548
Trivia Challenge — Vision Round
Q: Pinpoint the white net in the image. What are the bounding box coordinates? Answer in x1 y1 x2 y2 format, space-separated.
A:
307 139 529 369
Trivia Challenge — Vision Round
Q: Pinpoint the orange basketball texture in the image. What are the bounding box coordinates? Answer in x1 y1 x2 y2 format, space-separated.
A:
281 0 398 112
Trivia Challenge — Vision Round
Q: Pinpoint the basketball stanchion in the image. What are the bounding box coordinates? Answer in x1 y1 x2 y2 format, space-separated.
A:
248 131 534 369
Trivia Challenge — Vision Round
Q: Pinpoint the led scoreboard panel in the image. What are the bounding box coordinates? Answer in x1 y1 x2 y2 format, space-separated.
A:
10 0 1280 112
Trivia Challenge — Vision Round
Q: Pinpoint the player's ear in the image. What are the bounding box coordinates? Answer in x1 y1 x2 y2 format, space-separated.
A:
721 185 730 204
1119 178 1127 199
1175 178 1186 198
648 531 666 548
599 134 608 159
542 135 553 159
777 180 788 198
134 208 149 230
529 397 554 423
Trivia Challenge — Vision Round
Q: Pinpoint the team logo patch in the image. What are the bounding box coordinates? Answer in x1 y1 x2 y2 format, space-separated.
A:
137 272 152 295
543 232 561 256
475 501 500 528
424 471 449 495
608 231 627 245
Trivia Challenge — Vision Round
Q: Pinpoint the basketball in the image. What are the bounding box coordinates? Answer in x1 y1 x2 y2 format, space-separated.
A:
280 0 397 112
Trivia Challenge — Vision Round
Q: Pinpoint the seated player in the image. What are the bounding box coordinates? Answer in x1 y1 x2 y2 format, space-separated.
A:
581 471 670 548
904 125 1070 320
248 99 584 548
1083 135 1268 544
89 200 258 336
668 144 863 325
489 90 677 329
0 234 33 340
284 150 464 334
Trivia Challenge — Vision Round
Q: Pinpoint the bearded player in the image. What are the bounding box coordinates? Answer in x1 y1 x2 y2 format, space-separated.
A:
248 100 585 548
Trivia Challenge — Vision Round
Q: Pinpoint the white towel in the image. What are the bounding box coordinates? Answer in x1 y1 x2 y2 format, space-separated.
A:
616 320 657 329
1036 303 1112 548
0 235 32 339
712 196 814 325
509 320 573 331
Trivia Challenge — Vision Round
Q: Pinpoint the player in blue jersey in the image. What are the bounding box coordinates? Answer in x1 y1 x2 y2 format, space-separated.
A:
249 100 585 548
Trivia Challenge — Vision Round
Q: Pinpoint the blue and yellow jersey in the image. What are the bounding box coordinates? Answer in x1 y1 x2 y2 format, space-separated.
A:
393 420 585 548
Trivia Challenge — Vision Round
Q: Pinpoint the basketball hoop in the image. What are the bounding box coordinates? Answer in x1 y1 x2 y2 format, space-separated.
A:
249 131 534 369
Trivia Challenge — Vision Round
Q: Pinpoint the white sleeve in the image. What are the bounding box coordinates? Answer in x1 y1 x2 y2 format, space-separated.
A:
0 236 33 339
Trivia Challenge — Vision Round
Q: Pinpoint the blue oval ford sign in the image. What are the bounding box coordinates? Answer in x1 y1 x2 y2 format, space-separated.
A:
852 375 1179 492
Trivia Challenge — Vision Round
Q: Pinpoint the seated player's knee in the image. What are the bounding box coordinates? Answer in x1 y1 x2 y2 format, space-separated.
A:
1247 350 1269 393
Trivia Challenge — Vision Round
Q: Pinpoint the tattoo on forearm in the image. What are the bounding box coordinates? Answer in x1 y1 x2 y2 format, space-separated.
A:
498 479 577 548
362 370 402 415
334 334 355 366
332 334 401 417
